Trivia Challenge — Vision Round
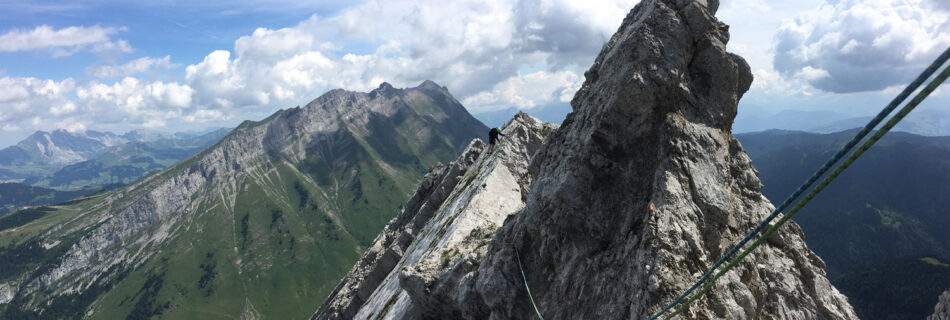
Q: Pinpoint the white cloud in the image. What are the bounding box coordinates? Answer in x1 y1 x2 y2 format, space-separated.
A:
58 120 86 133
463 70 582 111
77 77 195 114
0 0 643 142
180 0 638 115
797 66 831 81
0 75 196 137
90 39 133 57
87 56 174 78
0 25 131 57
774 0 950 93
50 102 77 115
143 118 166 128
0 77 76 123
183 109 228 122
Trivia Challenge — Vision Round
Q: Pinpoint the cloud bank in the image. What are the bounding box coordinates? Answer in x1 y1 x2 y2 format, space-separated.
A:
2 0 948 147
0 25 131 57
773 0 950 93
0 0 638 141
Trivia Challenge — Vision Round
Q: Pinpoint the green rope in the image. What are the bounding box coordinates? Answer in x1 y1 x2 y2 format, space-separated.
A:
514 245 545 320
661 62 950 320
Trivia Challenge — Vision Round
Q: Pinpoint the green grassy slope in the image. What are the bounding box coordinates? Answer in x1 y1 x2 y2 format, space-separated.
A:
0 183 107 216
0 83 486 319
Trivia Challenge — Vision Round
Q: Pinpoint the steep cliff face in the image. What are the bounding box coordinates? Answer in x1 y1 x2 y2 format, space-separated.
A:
0 81 487 319
932 290 950 320
326 0 858 319
312 112 556 320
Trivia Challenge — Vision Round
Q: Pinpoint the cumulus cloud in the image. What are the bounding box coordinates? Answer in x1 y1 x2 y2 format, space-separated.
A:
463 70 582 110
0 74 198 141
773 0 950 93
77 77 194 116
0 77 75 119
0 25 131 57
87 56 174 78
180 0 638 113
1 0 640 143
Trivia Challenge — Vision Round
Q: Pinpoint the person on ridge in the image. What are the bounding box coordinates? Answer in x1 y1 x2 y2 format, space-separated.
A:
488 126 505 153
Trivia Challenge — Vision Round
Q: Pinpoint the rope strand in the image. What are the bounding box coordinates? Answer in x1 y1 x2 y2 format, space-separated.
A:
649 46 950 320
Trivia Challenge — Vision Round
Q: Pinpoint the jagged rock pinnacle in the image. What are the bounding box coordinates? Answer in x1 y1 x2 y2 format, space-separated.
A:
317 0 858 319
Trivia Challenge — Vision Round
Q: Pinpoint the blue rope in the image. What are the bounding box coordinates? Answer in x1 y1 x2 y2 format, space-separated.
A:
648 45 950 320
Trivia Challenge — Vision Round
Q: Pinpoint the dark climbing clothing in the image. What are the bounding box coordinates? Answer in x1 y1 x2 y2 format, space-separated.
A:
489 127 505 144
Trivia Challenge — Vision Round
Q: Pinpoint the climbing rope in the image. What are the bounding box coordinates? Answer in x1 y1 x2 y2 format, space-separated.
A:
649 45 950 320
515 245 545 320
662 61 950 319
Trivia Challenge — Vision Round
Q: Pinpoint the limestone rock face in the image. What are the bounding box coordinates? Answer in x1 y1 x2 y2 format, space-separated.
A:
932 290 950 320
312 112 557 320
319 0 858 319
311 141 484 320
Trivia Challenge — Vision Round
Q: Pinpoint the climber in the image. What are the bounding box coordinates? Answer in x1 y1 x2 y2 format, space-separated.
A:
488 127 505 153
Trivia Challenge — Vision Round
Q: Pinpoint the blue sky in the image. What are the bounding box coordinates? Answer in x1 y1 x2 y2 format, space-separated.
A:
0 0 948 147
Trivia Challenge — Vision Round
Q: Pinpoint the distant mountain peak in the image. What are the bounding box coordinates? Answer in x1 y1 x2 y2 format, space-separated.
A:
417 79 442 90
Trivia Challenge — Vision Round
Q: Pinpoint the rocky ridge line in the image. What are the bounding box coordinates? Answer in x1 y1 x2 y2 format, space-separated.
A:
312 112 557 320
322 0 859 319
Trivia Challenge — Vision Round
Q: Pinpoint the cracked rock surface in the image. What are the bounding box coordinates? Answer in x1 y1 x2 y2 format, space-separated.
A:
312 112 556 320
317 0 859 319
932 290 950 320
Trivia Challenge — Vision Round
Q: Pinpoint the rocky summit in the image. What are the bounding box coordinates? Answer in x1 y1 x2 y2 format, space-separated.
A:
0 80 486 319
316 0 858 319
932 290 950 320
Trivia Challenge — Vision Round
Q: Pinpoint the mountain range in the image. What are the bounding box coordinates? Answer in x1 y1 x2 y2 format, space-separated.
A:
738 129 950 320
733 108 950 136
0 129 231 217
0 128 230 185
22 129 230 190
0 80 486 319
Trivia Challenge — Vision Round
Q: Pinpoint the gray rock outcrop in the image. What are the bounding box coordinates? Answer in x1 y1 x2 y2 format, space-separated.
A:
932 290 950 320
312 112 557 320
311 140 484 320
321 0 858 319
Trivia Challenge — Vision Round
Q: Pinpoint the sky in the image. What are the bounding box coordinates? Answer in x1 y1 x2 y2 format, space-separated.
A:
0 0 948 147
